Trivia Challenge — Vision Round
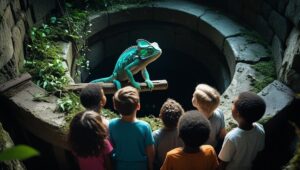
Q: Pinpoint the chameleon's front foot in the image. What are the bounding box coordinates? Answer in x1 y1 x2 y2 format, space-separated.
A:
145 80 154 90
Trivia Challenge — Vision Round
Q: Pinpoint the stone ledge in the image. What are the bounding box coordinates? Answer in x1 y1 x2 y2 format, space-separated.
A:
258 80 294 117
3 81 68 149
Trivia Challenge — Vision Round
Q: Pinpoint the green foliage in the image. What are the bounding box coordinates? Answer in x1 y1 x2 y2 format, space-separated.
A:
251 60 276 93
140 115 163 131
57 92 84 115
102 108 120 119
25 7 90 94
66 0 155 10
0 145 39 161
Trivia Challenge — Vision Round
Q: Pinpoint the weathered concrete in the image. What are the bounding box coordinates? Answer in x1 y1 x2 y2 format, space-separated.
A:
220 63 264 127
12 24 24 74
108 6 153 26
88 12 108 38
285 0 300 27
272 35 284 75
4 81 68 149
258 80 294 117
255 16 274 43
268 10 291 42
0 7 14 69
279 28 300 94
199 10 245 50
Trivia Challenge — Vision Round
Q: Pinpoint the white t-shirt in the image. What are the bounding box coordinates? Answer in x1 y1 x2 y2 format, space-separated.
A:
206 108 225 147
218 123 265 170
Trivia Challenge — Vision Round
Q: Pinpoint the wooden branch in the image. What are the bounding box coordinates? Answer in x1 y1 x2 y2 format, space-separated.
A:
0 73 32 93
65 80 168 94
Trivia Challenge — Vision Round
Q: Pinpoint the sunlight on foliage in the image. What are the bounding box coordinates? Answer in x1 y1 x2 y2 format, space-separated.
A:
0 145 39 161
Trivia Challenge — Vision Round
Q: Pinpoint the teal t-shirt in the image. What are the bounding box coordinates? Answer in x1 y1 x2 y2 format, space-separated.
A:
109 118 154 170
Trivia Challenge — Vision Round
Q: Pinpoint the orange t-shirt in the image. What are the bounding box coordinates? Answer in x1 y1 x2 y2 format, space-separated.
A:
160 145 219 170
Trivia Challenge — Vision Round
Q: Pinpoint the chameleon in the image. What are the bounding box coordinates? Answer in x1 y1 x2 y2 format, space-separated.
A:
90 39 162 90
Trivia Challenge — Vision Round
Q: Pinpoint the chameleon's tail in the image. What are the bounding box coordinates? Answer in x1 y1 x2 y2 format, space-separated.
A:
90 75 115 83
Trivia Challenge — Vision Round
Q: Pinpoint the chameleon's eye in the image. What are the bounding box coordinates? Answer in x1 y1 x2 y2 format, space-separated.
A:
140 49 148 56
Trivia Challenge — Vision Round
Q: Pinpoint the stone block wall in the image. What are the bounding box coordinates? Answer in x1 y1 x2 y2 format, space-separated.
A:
206 0 300 94
0 0 58 84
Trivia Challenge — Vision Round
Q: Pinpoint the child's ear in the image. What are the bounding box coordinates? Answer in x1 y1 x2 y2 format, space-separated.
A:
136 103 141 111
100 95 107 107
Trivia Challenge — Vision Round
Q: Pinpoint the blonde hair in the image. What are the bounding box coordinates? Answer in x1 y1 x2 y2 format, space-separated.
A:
113 86 140 116
193 84 220 114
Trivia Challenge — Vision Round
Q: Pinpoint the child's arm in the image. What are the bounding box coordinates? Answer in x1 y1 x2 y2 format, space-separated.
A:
146 144 155 170
219 128 227 139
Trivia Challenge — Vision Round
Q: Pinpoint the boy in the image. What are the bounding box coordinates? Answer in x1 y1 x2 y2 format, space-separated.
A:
109 86 155 170
218 91 266 170
161 110 219 170
152 99 184 169
80 84 109 127
192 84 227 149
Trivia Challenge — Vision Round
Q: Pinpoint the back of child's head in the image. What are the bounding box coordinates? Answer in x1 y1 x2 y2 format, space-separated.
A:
113 86 140 116
193 84 220 114
178 110 211 148
68 110 107 157
160 98 184 128
80 84 105 111
235 91 266 123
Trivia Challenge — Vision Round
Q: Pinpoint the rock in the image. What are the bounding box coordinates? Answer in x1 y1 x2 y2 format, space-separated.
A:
220 63 264 127
272 35 284 75
0 8 14 70
199 10 245 50
0 122 26 170
12 25 24 74
285 0 300 27
258 80 294 117
255 15 274 43
268 10 292 42
279 28 300 94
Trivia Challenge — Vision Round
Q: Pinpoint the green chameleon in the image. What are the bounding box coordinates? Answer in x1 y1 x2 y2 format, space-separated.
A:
90 39 162 90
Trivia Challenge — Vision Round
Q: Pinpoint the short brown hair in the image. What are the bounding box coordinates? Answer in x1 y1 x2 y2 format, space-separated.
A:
193 84 220 114
113 86 140 116
160 98 184 128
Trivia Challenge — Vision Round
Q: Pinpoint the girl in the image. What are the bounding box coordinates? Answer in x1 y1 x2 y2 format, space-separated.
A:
68 111 113 170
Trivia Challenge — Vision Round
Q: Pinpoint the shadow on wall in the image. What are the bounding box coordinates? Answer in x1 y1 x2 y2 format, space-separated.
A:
253 98 300 170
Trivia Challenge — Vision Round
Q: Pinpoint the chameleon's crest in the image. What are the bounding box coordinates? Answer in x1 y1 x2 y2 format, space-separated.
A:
137 39 151 48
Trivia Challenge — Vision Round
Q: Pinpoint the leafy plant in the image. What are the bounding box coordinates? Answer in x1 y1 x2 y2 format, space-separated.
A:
0 145 39 161
57 92 84 115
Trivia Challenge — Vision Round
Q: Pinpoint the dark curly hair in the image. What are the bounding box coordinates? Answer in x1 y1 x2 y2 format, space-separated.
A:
179 110 211 148
160 98 184 128
235 91 266 123
68 111 107 157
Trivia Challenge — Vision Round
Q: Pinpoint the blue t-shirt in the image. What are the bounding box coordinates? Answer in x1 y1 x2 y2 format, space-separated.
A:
109 118 154 170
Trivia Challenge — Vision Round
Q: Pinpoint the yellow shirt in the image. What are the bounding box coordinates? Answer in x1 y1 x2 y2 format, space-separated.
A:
160 145 218 170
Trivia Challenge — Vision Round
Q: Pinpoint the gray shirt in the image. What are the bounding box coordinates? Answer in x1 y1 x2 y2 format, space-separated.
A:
152 128 184 169
206 108 225 147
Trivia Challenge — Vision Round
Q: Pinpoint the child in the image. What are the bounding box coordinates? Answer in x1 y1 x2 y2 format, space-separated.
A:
192 84 227 149
152 98 184 169
109 86 155 170
80 84 109 127
218 91 266 170
160 110 219 170
68 110 113 170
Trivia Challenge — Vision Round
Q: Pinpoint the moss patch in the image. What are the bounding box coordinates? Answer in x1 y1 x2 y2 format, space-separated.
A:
251 60 276 93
